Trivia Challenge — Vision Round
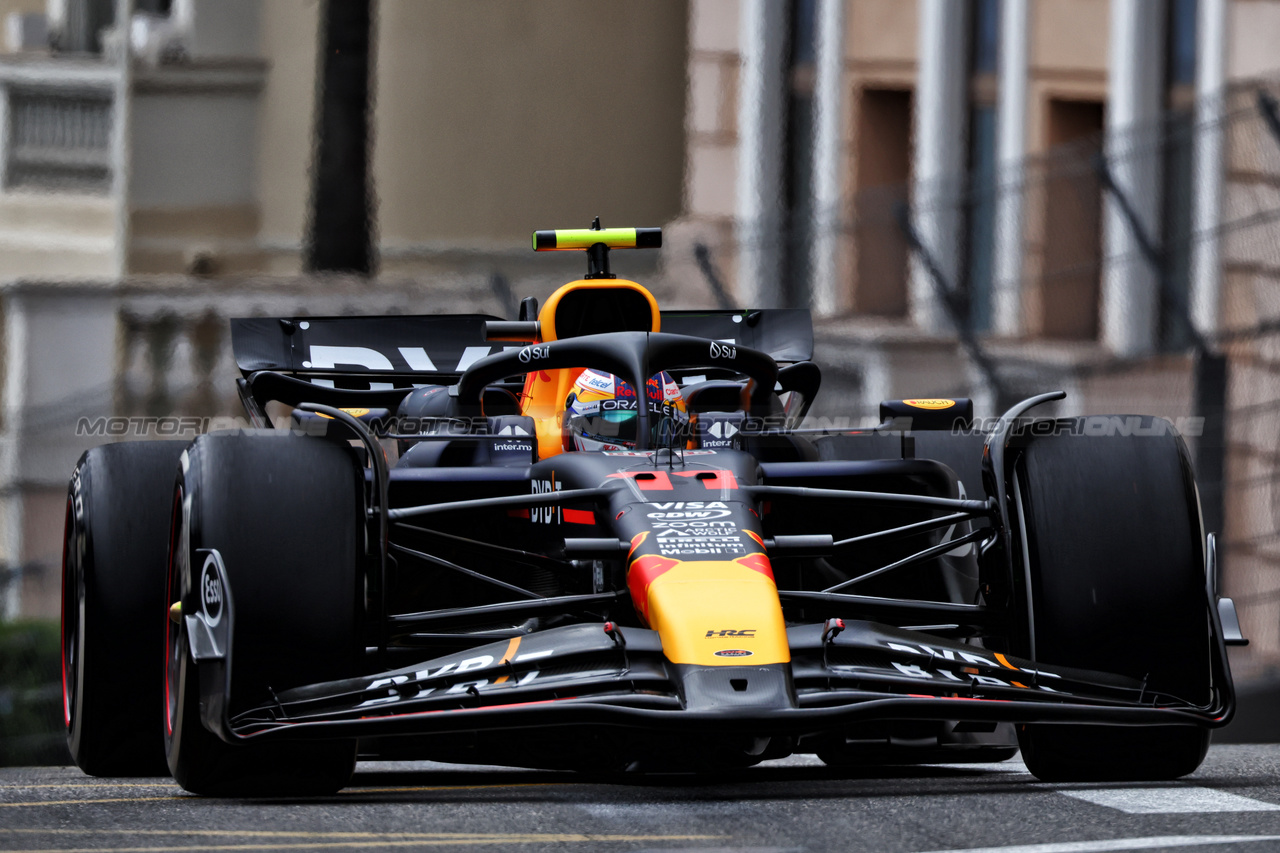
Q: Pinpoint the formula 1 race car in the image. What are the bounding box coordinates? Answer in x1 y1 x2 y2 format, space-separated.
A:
63 225 1246 796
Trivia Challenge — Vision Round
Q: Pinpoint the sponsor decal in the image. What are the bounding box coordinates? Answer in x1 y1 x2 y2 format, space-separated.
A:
651 520 737 529
493 442 532 452
356 653 546 709
531 479 562 524
655 519 746 555
580 371 615 392
518 344 551 364
706 629 756 638
703 421 739 440
709 341 737 360
903 399 956 410
341 408 370 417
714 649 753 658
200 553 224 628
647 509 734 520
646 502 736 530
881 641 1062 692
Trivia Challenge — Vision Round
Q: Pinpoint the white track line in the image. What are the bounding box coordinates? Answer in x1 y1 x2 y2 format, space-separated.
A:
912 834 1280 853
1056 787 1280 814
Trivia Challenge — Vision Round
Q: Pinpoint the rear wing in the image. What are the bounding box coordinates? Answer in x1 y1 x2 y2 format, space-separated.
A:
230 309 814 383
231 315 505 379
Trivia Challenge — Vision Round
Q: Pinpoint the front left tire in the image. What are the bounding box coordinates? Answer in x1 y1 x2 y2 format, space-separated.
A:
63 441 188 777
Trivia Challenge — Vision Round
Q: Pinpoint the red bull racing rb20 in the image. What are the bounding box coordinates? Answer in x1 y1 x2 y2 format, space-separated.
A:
61 225 1246 795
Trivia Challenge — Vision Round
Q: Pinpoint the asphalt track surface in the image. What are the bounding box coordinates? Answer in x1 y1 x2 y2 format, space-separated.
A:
7 746 1280 852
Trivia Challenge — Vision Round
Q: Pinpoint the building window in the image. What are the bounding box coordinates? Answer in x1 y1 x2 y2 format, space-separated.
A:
782 0 817 310
962 0 1000 333
852 89 914 316
1168 0 1198 88
1160 0 1198 350
966 103 998 332
1039 99 1106 340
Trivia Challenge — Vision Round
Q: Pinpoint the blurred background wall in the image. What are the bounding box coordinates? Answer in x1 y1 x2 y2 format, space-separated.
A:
3 0 1280 758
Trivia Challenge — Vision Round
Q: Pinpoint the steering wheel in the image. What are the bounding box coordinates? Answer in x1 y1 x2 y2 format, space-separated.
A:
455 331 780 450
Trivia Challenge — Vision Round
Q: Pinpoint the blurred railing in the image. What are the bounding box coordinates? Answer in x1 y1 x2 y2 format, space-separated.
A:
7 88 112 191
0 58 117 193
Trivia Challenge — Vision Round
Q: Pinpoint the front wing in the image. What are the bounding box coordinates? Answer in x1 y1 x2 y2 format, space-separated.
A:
190 582 1234 746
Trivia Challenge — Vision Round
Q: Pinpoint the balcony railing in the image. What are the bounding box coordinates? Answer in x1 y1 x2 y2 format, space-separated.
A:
7 88 112 191
0 56 117 194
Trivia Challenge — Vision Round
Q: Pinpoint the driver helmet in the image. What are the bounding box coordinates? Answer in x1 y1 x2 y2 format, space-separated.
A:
563 369 689 452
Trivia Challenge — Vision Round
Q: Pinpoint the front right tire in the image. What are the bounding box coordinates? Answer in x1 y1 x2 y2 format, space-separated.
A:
1012 415 1213 782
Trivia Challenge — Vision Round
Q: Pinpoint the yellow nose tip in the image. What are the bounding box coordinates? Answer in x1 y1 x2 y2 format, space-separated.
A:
168 601 182 624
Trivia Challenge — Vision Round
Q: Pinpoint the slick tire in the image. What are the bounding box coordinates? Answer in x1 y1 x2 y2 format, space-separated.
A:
63 441 189 777
1012 416 1212 782
164 431 363 796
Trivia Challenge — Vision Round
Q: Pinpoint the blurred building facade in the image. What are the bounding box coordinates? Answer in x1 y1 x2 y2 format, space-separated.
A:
680 0 1279 343
674 0 1280 678
0 0 691 621
0 0 689 278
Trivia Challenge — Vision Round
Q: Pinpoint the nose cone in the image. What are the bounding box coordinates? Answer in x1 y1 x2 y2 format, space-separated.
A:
634 556 790 666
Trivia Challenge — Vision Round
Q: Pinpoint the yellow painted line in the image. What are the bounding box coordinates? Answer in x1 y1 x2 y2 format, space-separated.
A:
0 830 514 838
0 795 186 807
343 782 563 794
0 829 724 840
0 780 565 807
0 835 726 852
0 778 565 804
0 783 181 789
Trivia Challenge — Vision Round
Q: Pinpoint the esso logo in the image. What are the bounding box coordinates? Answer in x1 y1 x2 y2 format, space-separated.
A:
200 554 223 627
714 649 753 658
709 341 737 360
518 344 550 364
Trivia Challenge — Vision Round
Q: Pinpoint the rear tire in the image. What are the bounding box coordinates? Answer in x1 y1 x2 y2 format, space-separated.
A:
164 431 363 796
63 441 188 777
1012 416 1212 782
